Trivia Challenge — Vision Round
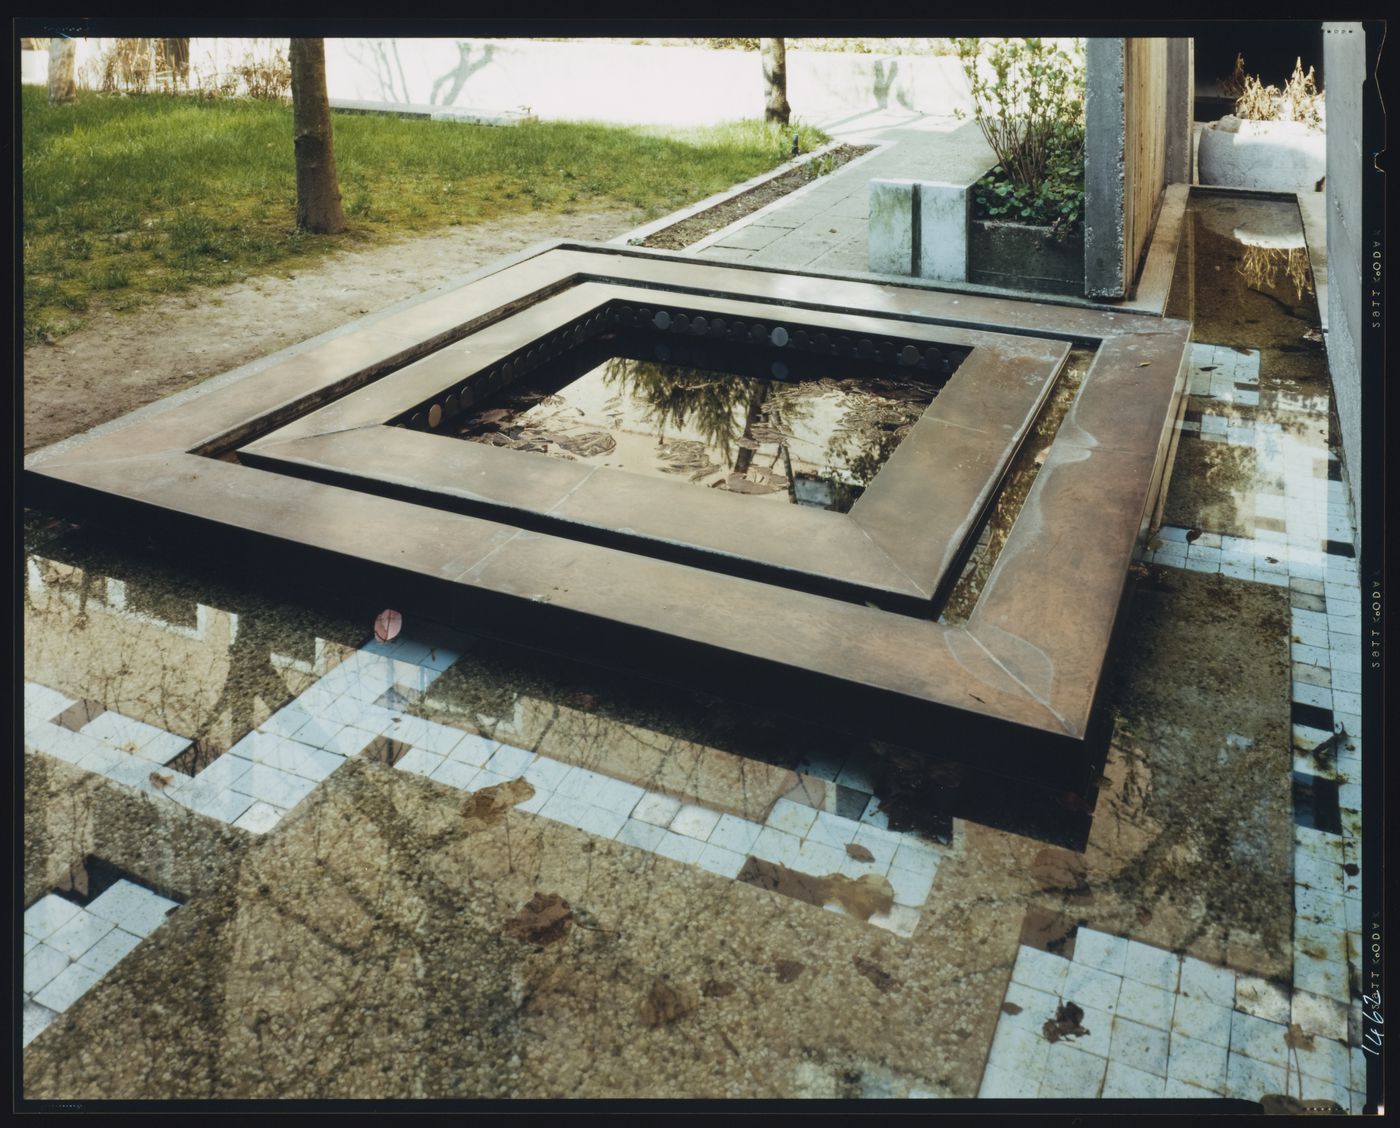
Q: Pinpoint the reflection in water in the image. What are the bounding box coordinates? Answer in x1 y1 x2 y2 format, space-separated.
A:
454 346 940 514
1237 244 1314 305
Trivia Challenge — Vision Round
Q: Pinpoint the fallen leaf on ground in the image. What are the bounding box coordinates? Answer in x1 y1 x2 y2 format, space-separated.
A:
374 608 402 642
852 955 898 993
1043 1001 1089 1042
774 959 805 983
845 843 876 863
640 979 697 1027
502 892 573 946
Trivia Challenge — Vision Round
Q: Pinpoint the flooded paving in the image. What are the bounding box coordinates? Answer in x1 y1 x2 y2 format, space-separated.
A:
21 192 1368 1109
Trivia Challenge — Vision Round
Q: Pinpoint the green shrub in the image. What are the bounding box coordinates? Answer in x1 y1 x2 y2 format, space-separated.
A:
955 37 1085 239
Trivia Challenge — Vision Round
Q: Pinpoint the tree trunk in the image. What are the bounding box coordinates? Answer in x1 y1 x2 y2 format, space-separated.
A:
47 37 77 104
289 38 346 234
761 38 790 126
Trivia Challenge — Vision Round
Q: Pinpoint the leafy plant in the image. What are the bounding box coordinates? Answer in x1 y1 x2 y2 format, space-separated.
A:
955 38 1085 240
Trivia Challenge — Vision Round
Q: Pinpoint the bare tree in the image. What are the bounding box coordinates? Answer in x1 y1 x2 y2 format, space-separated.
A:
761 37 790 126
289 38 346 234
47 37 77 104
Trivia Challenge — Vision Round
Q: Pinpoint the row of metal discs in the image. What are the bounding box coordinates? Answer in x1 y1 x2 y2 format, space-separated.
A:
403 311 614 430
613 304 955 374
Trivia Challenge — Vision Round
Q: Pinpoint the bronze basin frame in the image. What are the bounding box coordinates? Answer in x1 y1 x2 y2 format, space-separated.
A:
25 242 1191 781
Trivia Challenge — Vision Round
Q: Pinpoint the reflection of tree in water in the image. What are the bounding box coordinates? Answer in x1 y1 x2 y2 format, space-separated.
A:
601 356 765 466
192 613 297 752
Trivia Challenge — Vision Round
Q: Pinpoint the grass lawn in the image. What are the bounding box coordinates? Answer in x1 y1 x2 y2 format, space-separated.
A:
20 88 827 345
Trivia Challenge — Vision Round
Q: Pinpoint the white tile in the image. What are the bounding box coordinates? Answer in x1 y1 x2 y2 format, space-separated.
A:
1220 562 1254 582
1073 928 1129 977
1295 884 1346 926
1184 556 1219 574
444 732 500 766
1110 1015 1170 1077
1012 944 1070 996
484 743 536 778
1229 1009 1290 1067
1117 976 1176 1031
181 784 256 824
406 722 471 758
857 796 891 829
615 817 667 852
708 813 762 855
1123 940 1180 993
23 1000 59 1047
695 843 747 879
1063 961 1122 1014
87 880 179 935
1163 1076 1221 1100
428 757 481 790
24 932 39 954
252 735 342 782
80 711 172 754
318 724 380 758
1331 690 1362 717
868 903 920 939
1102 1059 1167 1098
1234 974 1292 1023
1294 952 1350 1002
751 826 802 868
1292 681 1333 710
986 1021 1049 1079
671 803 722 841
24 894 82 940
394 747 446 778
890 836 941 875
24 681 75 721
520 755 572 793
654 830 706 864
193 752 254 790
542 793 626 840
833 761 876 793
590 776 646 818
1224 1051 1285 1101
1040 1042 1107 1097
1255 569 1288 587
1179 956 1235 1007
1296 851 1347 894
44 908 116 960
886 863 935 907
24 942 71 995
1000 980 1062 1036
795 838 846 879
1167 1031 1228 1093
804 810 862 850
765 797 820 837
467 768 513 792
1292 1034 1353 1088
233 763 318 808
631 791 683 827
512 786 549 815
232 801 285 835
260 705 316 739
977 1063 1040 1099
552 765 615 805
25 725 112 767
32 960 105 1013
75 926 143 974
1171 994 1233 1049
849 823 903 868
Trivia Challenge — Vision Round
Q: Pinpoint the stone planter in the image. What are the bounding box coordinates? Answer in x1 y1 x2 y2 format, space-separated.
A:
968 219 1085 297
1197 117 1326 193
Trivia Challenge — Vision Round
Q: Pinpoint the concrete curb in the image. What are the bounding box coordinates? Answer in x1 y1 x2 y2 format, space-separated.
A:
682 141 893 254
609 139 851 247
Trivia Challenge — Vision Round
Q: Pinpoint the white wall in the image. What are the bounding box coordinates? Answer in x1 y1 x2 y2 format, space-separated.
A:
1322 22 1365 546
22 38 975 126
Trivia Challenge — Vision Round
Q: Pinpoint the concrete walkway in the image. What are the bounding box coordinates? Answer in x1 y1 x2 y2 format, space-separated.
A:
688 110 996 275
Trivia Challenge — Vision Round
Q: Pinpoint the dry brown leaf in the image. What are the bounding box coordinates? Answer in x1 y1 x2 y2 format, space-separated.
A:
845 843 876 863
502 892 573 946
640 979 697 1027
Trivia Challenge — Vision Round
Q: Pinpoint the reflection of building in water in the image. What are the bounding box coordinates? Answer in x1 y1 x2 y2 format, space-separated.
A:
24 554 355 752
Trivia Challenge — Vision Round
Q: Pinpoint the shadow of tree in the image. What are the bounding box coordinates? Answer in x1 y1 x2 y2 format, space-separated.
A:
430 42 497 107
